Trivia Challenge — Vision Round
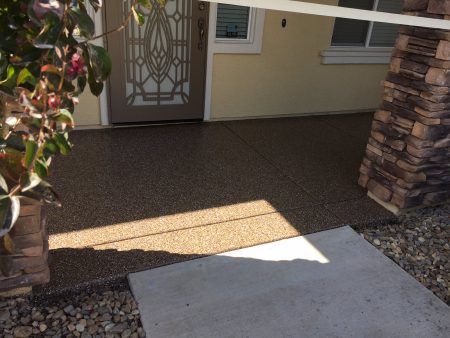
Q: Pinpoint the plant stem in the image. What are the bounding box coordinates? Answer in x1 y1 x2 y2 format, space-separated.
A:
85 0 139 42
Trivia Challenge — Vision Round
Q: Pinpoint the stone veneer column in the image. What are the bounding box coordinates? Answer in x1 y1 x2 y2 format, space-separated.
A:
359 0 450 211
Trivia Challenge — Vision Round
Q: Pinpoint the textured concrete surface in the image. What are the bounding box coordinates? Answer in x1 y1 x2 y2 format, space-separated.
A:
129 227 450 338
42 112 394 293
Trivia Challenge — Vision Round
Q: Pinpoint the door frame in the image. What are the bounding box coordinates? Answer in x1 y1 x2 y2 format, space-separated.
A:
97 2 264 125
99 1 212 125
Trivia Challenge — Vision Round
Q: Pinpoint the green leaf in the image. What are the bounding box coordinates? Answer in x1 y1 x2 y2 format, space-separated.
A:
132 6 145 26
35 158 48 178
20 172 42 192
68 7 95 39
17 68 37 86
6 133 26 152
21 181 61 207
54 109 75 126
54 133 71 155
87 65 103 96
33 14 64 49
0 196 20 237
78 75 87 92
0 65 18 88
137 0 152 9
24 140 38 168
0 174 8 194
87 43 112 81
44 139 58 155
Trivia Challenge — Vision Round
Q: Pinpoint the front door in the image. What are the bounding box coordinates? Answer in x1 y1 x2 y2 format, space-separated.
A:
105 0 209 124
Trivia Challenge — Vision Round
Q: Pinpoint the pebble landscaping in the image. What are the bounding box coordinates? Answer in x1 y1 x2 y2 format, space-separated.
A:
360 204 450 305
0 289 146 337
0 205 449 337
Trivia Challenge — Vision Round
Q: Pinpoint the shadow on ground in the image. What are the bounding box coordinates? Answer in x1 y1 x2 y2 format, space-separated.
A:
41 113 396 293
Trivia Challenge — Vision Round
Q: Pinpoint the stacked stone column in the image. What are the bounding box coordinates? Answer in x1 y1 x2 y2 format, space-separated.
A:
359 0 450 210
0 204 49 292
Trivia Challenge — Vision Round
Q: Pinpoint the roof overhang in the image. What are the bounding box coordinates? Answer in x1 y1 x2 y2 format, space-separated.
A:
203 0 450 30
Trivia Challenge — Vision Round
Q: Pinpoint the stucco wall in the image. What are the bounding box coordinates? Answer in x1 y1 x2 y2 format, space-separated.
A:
210 3 389 120
79 1 390 126
74 91 101 127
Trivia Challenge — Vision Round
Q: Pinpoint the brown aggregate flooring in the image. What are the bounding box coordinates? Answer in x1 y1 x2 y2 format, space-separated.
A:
39 112 395 294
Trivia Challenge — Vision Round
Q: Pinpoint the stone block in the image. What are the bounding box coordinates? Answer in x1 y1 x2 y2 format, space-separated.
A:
425 67 450 86
374 110 392 123
424 191 450 205
436 40 450 60
358 173 370 188
8 215 41 236
401 59 429 74
367 180 393 202
411 122 446 139
1 232 44 257
428 0 450 15
367 143 382 157
404 0 428 11
371 131 386 144
0 267 49 292
419 91 450 104
391 193 424 209
405 135 434 148
408 95 450 111
407 144 445 158
390 57 402 73
0 254 47 277
393 115 415 129
395 34 410 51
414 106 448 120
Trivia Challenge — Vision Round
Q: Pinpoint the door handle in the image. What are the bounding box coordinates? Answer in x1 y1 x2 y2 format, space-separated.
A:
198 18 205 50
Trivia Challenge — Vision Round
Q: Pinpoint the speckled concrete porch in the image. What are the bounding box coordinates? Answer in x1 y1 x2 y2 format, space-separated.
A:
40 112 394 293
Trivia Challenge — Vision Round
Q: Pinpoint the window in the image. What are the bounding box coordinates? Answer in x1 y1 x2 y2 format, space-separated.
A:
216 4 250 40
211 3 265 54
321 0 404 64
332 0 403 47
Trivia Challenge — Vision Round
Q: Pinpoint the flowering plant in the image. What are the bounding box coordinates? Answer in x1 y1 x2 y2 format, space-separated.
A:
0 0 162 236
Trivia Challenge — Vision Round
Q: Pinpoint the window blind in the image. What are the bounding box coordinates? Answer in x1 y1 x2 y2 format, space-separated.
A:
216 4 250 39
370 0 403 47
331 0 374 46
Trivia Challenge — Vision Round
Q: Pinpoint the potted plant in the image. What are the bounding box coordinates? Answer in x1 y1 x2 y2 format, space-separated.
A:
0 0 162 293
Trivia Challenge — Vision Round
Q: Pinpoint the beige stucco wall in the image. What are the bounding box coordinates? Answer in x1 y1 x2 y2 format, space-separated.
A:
80 1 390 126
74 91 101 127
210 2 389 120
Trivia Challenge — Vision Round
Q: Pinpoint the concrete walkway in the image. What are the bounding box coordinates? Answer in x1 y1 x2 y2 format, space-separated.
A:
129 227 450 338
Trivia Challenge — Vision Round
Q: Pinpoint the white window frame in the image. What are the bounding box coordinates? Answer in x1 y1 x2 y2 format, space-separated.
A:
321 0 396 65
211 3 265 54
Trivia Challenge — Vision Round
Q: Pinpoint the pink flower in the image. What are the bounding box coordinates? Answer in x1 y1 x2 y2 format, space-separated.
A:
48 96 61 110
66 52 85 77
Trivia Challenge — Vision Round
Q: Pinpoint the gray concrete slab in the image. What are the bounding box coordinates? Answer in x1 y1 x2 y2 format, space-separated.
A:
129 226 450 338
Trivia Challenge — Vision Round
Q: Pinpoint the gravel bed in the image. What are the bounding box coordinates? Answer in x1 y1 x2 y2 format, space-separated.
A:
360 204 449 305
0 289 146 338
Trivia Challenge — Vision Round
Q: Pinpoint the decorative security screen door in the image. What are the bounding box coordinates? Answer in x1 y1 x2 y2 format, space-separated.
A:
105 0 209 123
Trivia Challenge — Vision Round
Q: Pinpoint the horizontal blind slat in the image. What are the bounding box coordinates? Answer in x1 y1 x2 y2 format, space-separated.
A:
369 0 403 47
216 4 250 39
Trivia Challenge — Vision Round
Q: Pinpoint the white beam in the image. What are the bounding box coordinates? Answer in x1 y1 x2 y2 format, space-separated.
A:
204 0 450 30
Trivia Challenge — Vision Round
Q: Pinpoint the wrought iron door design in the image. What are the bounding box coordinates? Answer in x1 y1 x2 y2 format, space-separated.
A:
125 0 191 106
106 0 208 123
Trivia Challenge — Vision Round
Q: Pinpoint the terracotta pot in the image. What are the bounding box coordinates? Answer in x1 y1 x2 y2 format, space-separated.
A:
0 202 49 292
